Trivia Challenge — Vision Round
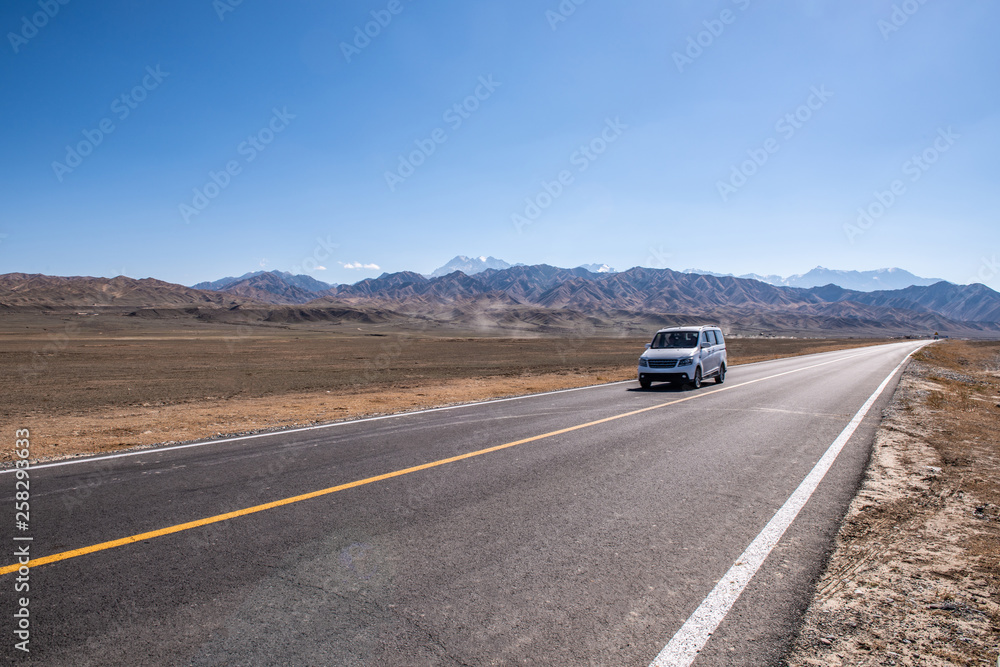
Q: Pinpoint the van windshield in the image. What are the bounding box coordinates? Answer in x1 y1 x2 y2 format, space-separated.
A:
650 331 699 349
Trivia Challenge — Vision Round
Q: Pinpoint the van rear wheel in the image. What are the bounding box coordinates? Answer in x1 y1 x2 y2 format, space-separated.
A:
715 363 726 384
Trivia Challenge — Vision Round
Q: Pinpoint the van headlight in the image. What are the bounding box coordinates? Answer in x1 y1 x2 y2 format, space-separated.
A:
677 357 693 366
638 357 648 367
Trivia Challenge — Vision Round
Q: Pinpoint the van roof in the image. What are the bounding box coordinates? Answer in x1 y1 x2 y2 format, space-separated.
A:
654 325 720 333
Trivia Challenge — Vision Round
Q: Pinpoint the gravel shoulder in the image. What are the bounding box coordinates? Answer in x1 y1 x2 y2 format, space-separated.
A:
784 341 1000 666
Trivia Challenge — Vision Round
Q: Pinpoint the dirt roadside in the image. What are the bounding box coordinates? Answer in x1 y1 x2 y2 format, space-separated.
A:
785 341 1000 666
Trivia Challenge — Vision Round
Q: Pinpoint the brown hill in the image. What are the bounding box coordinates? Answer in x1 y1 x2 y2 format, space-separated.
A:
0 274 250 309
833 282 1000 323
209 272 319 305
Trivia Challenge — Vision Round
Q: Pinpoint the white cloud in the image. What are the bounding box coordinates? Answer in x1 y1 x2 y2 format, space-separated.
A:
341 261 380 270
314 265 327 271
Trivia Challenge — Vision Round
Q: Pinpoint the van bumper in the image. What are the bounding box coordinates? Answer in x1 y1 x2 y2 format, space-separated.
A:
638 371 692 384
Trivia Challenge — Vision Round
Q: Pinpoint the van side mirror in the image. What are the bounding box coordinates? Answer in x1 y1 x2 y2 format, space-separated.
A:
645 343 651 349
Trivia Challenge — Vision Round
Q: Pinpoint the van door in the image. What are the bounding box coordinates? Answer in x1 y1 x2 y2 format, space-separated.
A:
700 330 718 376
713 329 726 369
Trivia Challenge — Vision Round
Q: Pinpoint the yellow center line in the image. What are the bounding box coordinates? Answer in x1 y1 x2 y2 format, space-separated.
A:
0 349 874 576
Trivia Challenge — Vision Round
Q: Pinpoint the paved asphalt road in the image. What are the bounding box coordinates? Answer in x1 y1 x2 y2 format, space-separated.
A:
1 341 926 666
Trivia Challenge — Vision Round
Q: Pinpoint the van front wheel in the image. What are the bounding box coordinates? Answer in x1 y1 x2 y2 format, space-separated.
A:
691 368 702 389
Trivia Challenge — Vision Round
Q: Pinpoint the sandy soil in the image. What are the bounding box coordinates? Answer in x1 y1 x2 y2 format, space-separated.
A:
785 341 1000 666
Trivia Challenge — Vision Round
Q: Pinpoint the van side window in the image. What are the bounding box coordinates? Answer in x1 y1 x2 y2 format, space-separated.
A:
704 331 716 345
714 330 724 345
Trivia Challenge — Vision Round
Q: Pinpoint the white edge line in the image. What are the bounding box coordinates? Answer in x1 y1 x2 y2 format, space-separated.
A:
4 342 912 475
648 341 931 667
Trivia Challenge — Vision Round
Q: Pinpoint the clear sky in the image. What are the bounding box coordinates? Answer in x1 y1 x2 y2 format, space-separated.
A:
2 0 998 288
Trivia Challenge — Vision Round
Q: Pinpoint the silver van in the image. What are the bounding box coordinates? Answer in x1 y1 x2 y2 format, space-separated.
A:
637 325 727 389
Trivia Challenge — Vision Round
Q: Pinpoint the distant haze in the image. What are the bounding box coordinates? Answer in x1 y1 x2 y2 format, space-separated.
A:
683 266 943 292
428 256 616 278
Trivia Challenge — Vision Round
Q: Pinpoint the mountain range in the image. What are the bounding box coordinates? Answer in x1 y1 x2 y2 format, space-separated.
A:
436 259 945 291
196 260 936 296
683 267 943 292
4 266 1000 337
192 271 333 305
428 255 519 278
315 266 1000 327
428 255 617 278
193 256 620 292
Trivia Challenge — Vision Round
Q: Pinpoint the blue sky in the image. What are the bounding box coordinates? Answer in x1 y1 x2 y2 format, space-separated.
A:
2 0 998 288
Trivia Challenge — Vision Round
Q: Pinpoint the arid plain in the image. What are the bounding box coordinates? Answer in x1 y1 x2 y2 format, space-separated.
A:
1 313 895 462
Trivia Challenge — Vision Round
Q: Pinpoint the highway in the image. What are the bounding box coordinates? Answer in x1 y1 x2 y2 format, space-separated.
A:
1 341 927 666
